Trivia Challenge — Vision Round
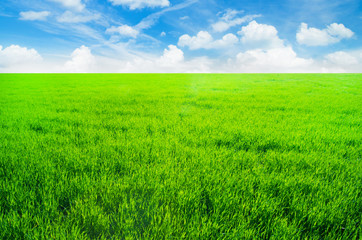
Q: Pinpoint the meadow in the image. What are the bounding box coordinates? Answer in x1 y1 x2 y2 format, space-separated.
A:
0 74 361 239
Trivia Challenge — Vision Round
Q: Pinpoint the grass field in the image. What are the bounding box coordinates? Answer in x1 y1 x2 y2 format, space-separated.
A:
0 74 361 239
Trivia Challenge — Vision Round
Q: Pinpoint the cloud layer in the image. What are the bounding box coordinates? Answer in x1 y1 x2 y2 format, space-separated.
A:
234 47 313 73
19 11 51 21
48 0 85 11
1 1 360 73
212 9 261 32
57 11 100 23
1 43 361 73
109 0 170 10
106 25 139 38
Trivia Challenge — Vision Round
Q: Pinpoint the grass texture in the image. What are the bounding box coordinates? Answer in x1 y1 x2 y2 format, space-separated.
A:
0 74 361 239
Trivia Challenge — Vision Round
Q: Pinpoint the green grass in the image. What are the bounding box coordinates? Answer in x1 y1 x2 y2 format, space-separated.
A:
0 74 361 239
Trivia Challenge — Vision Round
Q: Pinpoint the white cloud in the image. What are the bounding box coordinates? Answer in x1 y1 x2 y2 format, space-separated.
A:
180 16 189 20
106 25 139 38
213 34 239 48
135 0 197 30
212 9 261 32
120 45 213 73
1 43 361 73
57 11 100 23
326 23 354 39
19 11 50 21
0 45 50 73
0 44 189 73
219 9 244 21
158 45 184 65
233 47 314 73
178 31 238 50
62 45 360 73
64 46 96 73
225 21 317 72
48 0 85 11
109 0 170 10
297 23 335 46
321 50 361 72
238 20 284 49
0 45 42 66
178 31 212 50
325 51 358 66
296 23 354 46
212 22 230 33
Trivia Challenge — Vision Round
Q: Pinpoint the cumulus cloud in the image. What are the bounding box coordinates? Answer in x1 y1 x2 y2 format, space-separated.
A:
233 47 314 73
238 20 284 49
123 43 317 73
0 45 42 66
325 51 358 66
296 23 354 46
1 43 361 73
106 25 139 38
178 31 238 50
212 34 239 48
109 0 170 10
64 45 359 73
48 0 85 11
178 31 212 50
57 11 100 23
64 46 96 73
321 50 361 72
230 21 316 72
19 11 50 21
326 23 354 39
121 45 213 73
158 45 184 65
0 44 210 73
0 45 43 72
212 9 261 32
156 48 213 73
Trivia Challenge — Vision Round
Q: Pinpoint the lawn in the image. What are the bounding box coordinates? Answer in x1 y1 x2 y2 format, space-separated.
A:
0 74 361 239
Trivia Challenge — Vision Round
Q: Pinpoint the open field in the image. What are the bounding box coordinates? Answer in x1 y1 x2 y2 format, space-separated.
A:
0 74 361 239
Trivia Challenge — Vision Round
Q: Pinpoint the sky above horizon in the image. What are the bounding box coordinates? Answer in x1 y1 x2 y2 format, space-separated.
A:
0 0 361 73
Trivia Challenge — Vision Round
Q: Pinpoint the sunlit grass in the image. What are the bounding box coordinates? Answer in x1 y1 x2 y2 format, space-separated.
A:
0 74 361 239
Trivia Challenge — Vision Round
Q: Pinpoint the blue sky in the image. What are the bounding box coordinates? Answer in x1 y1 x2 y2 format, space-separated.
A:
0 0 361 72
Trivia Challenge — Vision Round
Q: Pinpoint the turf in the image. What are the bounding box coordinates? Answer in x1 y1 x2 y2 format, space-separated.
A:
0 74 361 239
